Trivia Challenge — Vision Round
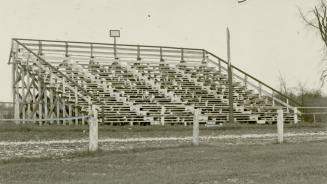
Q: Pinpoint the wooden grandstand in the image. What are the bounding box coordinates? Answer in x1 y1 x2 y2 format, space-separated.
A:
8 38 300 125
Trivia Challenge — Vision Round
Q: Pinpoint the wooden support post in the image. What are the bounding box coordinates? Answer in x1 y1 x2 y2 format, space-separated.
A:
201 50 206 64
44 90 48 124
160 47 164 62
56 95 60 124
293 107 298 124
12 62 20 124
227 28 234 123
62 100 66 125
14 100 20 124
62 78 66 125
114 37 118 60
21 67 26 124
286 99 289 113
313 114 316 123
90 43 94 59
74 86 79 125
27 103 31 120
38 72 43 125
192 109 200 146
272 92 275 107
277 109 284 144
101 106 104 125
258 83 262 98
244 75 248 89
68 104 73 125
32 84 36 124
89 106 98 152
180 48 185 63
218 59 221 73
137 45 141 61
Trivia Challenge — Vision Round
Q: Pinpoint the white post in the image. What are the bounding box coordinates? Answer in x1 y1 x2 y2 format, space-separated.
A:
293 107 298 124
277 109 284 144
193 109 200 146
161 106 165 126
89 106 98 152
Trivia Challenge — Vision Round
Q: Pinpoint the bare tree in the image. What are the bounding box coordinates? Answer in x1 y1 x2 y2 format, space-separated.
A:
300 0 327 86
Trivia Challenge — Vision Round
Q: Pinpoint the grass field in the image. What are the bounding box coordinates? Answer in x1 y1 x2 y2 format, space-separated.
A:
0 122 327 183
1 141 327 184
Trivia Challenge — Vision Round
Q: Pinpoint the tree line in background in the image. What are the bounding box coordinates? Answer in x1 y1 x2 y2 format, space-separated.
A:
278 73 327 123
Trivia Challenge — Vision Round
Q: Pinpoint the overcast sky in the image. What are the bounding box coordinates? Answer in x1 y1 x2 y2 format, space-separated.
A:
0 0 325 101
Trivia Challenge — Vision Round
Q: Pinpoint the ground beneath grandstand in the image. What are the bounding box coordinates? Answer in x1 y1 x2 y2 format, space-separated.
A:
0 123 327 183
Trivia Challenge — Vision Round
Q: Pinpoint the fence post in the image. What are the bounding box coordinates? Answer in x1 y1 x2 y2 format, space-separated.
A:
293 107 298 124
161 106 165 125
193 109 200 146
89 105 98 152
277 109 284 144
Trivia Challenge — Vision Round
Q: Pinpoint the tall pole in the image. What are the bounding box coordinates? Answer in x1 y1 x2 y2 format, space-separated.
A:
227 28 234 123
114 37 117 59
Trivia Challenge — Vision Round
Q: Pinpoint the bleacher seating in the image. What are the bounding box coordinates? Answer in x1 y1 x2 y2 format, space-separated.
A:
9 39 300 125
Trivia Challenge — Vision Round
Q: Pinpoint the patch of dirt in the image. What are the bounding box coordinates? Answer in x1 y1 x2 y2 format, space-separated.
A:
1 132 327 160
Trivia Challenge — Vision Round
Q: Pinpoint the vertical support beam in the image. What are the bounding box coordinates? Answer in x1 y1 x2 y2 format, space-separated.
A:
62 99 66 125
21 67 26 124
38 71 42 125
114 37 118 60
272 92 275 106
65 42 69 57
192 109 200 146
38 41 43 56
286 99 289 113
218 59 221 73
227 28 234 123
313 114 316 123
277 109 284 144
32 84 36 124
62 78 66 125
43 90 48 124
180 48 185 63
159 47 164 62
90 43 94 59
201 50 206 64
56 95 60 124
12 62 20 124
75 86 79 125
49 70 54 124
68 104 73 125
244 75 248 89
137 45 141 61
258 83 262 98
293 107 298 124
101 105 104 125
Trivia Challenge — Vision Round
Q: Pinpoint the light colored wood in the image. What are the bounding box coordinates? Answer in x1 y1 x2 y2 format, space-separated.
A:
192 109 200 146
277 109 284 144
293 107 298 124
89 106 98 152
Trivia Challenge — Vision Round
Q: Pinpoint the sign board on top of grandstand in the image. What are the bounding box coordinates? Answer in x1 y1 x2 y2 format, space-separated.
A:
110 30 120 37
